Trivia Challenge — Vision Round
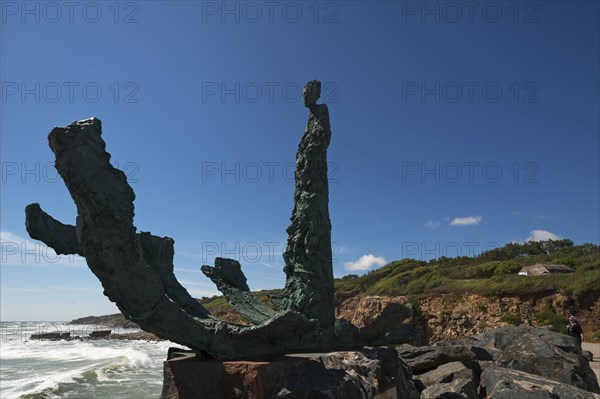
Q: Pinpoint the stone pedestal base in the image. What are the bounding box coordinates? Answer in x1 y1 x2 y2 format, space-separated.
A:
160 347 418 399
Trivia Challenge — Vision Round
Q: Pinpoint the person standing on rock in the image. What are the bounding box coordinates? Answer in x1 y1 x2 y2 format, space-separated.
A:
567 315 583 347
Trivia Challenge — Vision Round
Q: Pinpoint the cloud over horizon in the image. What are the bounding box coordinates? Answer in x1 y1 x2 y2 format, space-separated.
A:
424 220 441 229
1 230 86 267
525 229 562 242
450 216 482 226
345 254 387 271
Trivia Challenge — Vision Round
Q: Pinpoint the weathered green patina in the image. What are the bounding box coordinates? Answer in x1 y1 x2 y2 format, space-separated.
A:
280 79 335 327
25 81 415 358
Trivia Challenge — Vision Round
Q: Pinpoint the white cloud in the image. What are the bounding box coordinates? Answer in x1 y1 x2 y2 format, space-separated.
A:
450 216 482 226
1 230 86 267
424 220 440 229
344 254 387 271
1 231 24 243
525 229 561 242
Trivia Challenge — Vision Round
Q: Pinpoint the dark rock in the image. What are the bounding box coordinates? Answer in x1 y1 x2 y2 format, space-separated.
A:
583 350 594 362
461 324 579 354
463 344 495 362
160 347 415 399
396 341 481 373
398 326 599 397
30 332 70 340
89 330 111 338
480 363 600 399
420 378 478 399
415 361 474 388
461 325 600 393
397 355 421 399
108 331 163 341
359 302 413 344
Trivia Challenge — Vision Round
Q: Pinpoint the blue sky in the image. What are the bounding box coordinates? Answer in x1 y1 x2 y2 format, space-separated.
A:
1 1 599 321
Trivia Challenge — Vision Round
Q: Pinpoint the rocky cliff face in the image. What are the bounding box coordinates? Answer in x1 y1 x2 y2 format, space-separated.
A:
73 291 600 345
336 293 600 345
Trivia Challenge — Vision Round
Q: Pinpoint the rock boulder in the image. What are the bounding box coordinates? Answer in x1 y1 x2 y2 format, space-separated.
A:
460 325 600 393
480 363 600 399
161 347 418 399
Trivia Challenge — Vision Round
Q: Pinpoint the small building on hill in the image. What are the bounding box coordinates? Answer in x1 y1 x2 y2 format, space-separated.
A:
518 263 574 276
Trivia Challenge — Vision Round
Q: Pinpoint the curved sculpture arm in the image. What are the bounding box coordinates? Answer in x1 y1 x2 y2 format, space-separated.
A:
25 203 82 256
201 258 277 325
25 203 212 319
25 116 416 358
24 118 325 357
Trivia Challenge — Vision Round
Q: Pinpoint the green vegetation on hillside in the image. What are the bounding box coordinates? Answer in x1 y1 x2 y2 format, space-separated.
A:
200 240 599 316
334 240 600 303
534 308 569 334
73 240 600 335
499 312 521 325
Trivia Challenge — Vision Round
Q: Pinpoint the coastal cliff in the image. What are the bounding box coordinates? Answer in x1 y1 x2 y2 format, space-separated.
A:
71 290 600 345
336 292 600 344
71 240 600 343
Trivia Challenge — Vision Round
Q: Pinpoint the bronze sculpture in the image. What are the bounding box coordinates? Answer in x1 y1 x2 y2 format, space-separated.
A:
25 80 415 358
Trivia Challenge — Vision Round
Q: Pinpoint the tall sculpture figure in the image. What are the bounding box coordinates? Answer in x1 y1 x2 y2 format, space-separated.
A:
281 80 335 327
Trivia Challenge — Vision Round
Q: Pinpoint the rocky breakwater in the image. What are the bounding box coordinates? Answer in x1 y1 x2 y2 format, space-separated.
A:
161 325 600 398
29 330 162 342
398 325 600 399
69 313 139 329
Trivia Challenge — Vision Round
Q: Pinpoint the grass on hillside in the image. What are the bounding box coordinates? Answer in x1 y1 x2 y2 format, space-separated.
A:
202 240 599 317
334 240 600 303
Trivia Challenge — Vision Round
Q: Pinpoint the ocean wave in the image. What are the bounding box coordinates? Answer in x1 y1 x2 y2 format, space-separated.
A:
1 339 172 398
4 364 98 399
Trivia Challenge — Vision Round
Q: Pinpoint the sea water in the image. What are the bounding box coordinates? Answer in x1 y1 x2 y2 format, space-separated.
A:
0 322 178 399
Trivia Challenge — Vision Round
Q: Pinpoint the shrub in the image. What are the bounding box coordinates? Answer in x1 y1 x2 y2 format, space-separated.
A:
493 261 522 276
406 277 428 295
533 308 568 334
407 296 422 314
499 312 521 325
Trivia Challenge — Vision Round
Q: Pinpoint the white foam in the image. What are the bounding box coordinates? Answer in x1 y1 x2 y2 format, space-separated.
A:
3 363 97 398
1 333 173 398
